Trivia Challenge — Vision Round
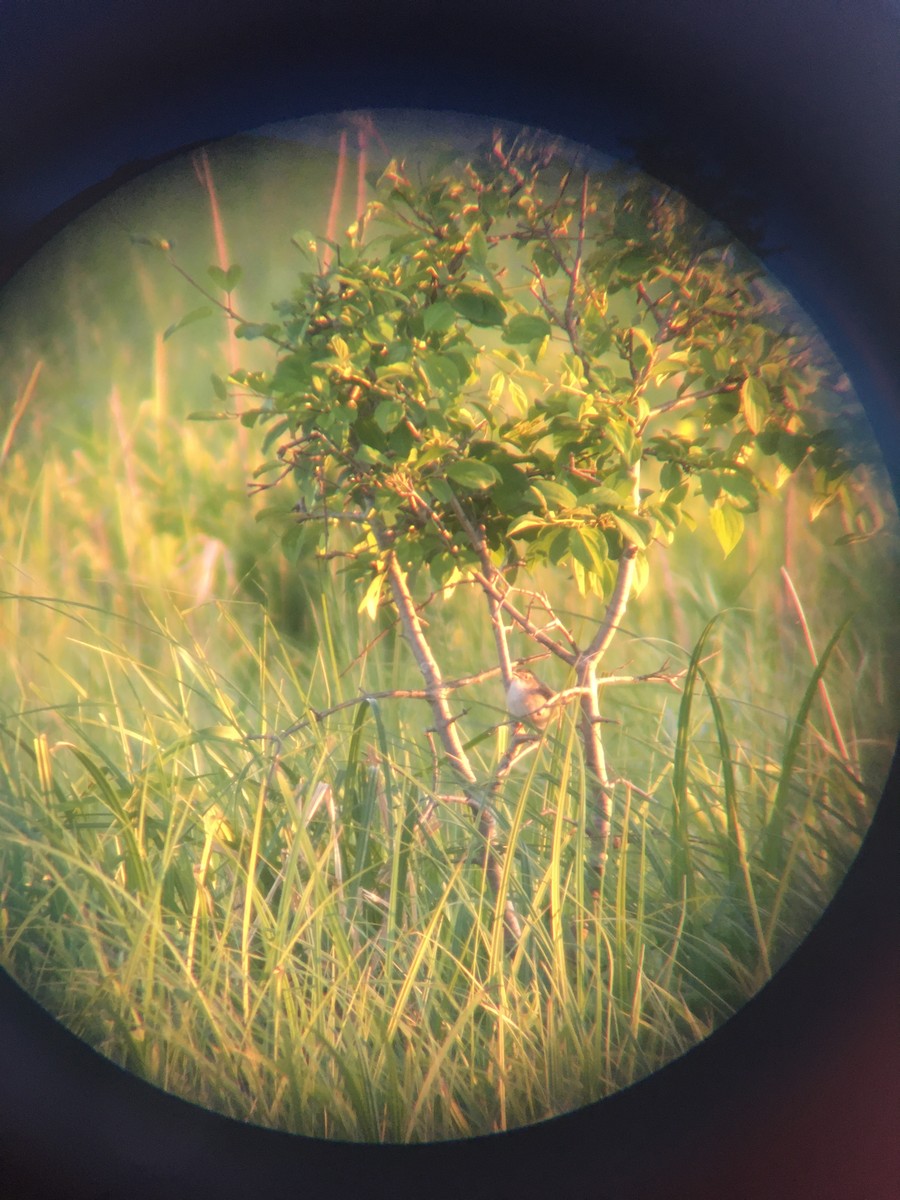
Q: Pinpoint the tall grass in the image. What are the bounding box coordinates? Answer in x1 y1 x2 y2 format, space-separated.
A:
1 127 897 1141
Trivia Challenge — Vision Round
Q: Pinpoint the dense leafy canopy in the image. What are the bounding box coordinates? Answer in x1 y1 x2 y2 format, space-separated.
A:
217 133 853 607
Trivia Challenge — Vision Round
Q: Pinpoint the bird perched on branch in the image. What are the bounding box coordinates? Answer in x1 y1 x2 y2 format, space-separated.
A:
506 664 556 730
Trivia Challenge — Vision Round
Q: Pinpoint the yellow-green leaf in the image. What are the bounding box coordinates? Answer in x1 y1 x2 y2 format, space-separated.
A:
529 479 579 511
709 504 745 557
507 515 549 538
569 526 609 573
740 376 768 433
358 571 386 620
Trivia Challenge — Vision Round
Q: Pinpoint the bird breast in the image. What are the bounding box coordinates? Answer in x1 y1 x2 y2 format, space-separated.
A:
506 675 551 724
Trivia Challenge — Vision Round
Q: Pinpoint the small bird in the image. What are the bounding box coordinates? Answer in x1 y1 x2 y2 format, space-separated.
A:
506 664 556 730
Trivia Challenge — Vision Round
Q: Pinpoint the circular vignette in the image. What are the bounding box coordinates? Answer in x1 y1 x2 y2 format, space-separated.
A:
3 106 898 1156
1 3 898 1198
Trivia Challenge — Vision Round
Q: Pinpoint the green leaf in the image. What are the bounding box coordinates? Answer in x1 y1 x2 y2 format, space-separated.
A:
469 228 489 263
700 471 722 505
427 477 453 504
235 321 280 340
603 419 637 464
502 313 551 345
650 350 692 382
446 460 501 491
707 392 742 425
777 431 809 471
377 361 417 380
417 440 451 467
569 526 609 573
261 418 291 453
373 401 405 432
422 301 457 334
528 479 579 511
740 375 768 433
210 373 228 401
580 485 626 509
616 249 653 278
254 503 292 523
450 287 507 327
653 500 683 533
445 348 476 385
631 551 650 597
272 353 312 395
609 510 653 549
187 410 232 421
421 353 460 394
428 552 463 589
208 264 243 291
355 443 388 466
627 325 654 373
809 431 839 470
163 306 212 341
506 515 549 538
709 504 745 557
660 461 682 489
545 529 569 565
532 246 560 278
571 556 587 596
719 472 759 509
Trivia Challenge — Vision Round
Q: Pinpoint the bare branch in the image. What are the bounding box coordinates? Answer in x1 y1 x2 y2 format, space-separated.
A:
648 381 741 423
247 463 295 494
598 656 715 688
445 489 516 686
368 520 523 940
580 547 640 669
473 567 578 667
290 507 371 525
563 172 589 347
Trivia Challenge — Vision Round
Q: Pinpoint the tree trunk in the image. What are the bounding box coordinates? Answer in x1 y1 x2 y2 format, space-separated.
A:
374 524 522 947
